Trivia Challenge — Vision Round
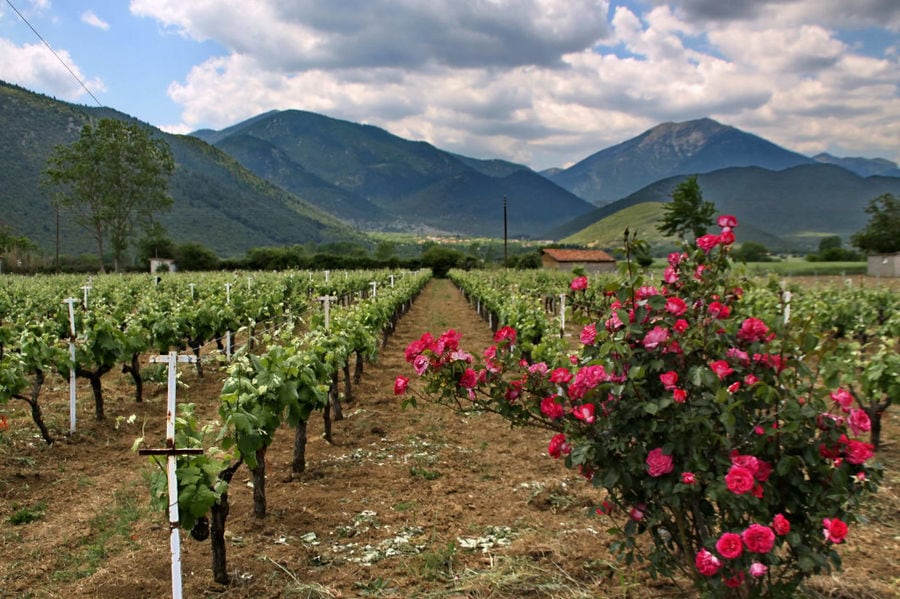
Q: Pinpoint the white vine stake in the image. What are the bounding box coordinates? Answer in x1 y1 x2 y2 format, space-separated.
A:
370 281 378 298
140 351 200 599
224 283 232 358
81 285 91 309
318 295 337 331
559 293 567 338
783 290 792 325
63 297 78 434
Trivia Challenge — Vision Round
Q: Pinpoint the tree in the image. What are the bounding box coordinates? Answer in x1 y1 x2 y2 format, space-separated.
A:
45 118 174 272
851 193 900 254
732 240 772 262
657 175 716 241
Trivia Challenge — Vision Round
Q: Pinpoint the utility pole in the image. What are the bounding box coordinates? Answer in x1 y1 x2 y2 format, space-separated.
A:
503 195 508 268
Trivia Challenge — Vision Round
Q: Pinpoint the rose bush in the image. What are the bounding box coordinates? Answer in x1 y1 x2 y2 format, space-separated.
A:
398 220 882 597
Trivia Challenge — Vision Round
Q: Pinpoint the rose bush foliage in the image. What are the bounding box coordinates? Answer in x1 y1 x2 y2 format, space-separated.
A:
398 219 882 597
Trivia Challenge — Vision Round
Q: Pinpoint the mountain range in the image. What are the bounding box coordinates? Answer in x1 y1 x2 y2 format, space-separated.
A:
1 79 898 258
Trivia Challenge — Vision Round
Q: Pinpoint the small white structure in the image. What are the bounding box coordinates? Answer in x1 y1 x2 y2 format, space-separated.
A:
867 253 900 277
150 258 177 273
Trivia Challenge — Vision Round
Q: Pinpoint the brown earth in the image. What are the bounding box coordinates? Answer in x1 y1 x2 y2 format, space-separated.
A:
0 278 897 598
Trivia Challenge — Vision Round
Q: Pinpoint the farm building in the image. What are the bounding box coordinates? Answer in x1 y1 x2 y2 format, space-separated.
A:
867 253 900 277
541 248 616 273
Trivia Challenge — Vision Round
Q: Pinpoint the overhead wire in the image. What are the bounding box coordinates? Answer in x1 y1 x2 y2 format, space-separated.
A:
5 0 104 108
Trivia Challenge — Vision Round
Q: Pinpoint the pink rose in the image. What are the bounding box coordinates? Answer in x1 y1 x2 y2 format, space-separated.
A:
723 571 745 588
393 376 409 395
708 301 730 319
848 408 871 436
830 388 854 411
659 371 678 390
494 326 517 345
673 388 687 403
844 439 874 464
697 234 720 252
665 297 687 316
709 360 734 380
749 562 768 578
725 465 755 494
580 323 597 346
772 514 790 535
629 503 646 521
717 215 738 228
459 368 478 389
695 549 722 576
823 518 848 543
681 471 696 484
570 275 588 291
540 396 565 420
413 353 430 376
550 367 573 384
663 265 678 284
673 319 689 333
738 317 770 343
547 433 571 458
715 532 743 559
646 447 674 477
718 230 735 245
742 524 775 553
642 326 669 350
572 403 596 424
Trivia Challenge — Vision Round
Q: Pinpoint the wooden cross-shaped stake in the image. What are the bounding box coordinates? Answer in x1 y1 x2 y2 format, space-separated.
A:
63 297 79 434
559 293 567 338
138 351 202 599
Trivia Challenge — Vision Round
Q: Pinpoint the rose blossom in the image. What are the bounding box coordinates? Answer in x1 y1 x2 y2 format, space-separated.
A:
725 464 755 494
742 524 776 553
718 230 735 245
697 234 720 252
823 518 848 543
629 503 646 521
580 323 597 345
708 301 730 319
673 388 687 403
830 388 854 411
659 371 678 390
665 297 688 316
393 376 409 395
749 562 768 578
549 367 573 385
723 571 745 588
459 368 478 389
772 514 790 535
570 275 588 291
710 360 734 380
681 471 696 484
716 532 743 559
848 408 871 436
540 396 565 420
642 326 670 350
663 265 678 284
738 317 770 343
695 549 722 576
572 403 596 424
547 433 571 458
673 318 689 333
844 439 874 464
646 448 674 477
718 215 738 228
413 353 430 376
494 325 517 345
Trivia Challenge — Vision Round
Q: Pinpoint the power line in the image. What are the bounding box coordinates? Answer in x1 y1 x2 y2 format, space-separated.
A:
6 0 104 107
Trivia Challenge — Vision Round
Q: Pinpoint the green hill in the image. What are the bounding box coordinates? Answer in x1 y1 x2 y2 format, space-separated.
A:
0 81 364 258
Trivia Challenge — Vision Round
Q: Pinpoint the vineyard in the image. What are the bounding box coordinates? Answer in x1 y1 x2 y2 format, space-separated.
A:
0 263 898 598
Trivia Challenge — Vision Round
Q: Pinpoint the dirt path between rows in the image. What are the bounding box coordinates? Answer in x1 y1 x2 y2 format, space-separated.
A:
1 277 897 598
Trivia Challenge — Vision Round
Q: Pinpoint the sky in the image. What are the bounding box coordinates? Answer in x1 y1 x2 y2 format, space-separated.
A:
0 0 898 171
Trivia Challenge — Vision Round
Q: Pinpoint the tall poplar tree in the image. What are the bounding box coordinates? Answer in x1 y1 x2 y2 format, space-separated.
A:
656 175 716 241
45 118 174 272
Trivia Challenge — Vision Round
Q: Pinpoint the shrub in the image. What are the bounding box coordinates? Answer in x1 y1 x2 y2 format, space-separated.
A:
399 216 882 597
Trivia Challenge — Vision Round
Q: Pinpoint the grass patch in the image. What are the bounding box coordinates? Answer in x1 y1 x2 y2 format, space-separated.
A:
8 501 47 525
51 488 144 582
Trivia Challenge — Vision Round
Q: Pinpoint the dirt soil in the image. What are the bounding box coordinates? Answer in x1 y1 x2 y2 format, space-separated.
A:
1 278 898 598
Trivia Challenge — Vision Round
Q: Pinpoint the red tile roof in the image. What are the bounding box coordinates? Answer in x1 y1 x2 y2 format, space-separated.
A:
542 248 616 263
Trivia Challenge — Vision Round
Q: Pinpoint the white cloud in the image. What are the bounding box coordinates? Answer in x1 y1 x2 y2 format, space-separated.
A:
0 38 105 100
135 0 900 168
81 10 110 31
